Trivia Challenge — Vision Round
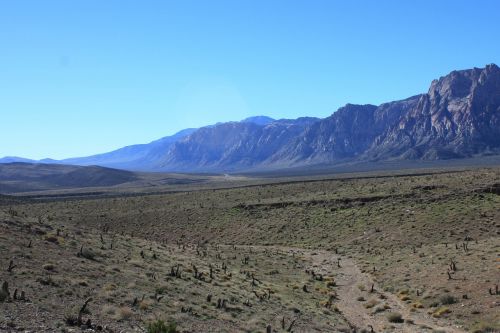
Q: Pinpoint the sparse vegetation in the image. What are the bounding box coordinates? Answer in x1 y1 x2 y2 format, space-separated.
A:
0 167 498 332
386 312 404 323
439 294 457 305
432 306 451 318
471 321 500 333
147 319 177 333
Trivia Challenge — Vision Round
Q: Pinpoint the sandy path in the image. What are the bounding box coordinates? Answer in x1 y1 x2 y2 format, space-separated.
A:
300 250 466 333
239 245 466 332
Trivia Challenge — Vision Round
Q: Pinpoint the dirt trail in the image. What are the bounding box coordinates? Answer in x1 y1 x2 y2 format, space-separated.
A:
240 245 467 332
300 250 466 333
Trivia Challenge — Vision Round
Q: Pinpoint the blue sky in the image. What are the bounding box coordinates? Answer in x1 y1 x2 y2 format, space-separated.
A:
1 0 499 159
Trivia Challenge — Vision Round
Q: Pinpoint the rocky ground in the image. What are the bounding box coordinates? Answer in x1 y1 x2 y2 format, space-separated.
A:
1 167 499 332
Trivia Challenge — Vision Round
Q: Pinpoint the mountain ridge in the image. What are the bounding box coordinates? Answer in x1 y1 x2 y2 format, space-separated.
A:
2 64 499 172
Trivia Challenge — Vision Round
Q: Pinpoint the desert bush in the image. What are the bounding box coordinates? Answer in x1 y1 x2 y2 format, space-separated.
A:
412 301 424 309
364 299 379 309
373 305 386 313
147 319 177 333
397 289 409 295
471 321 500 333
103 283 117 291
432 306 450 318
43 263 56 271
64 313 78 326
102 304 118 316
439 294 457 305
36 276 59 287
80 248 97 260
326 280 336 288
63 301 91 327
44 234 62 244
155 285 169 295
139 299 152 310
117 306 133 320
75 279 89 287
429 300 440 308
0 282 9 302
386 312 404 323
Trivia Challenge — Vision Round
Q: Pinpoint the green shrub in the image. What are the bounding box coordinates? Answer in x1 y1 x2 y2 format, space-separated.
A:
0 290 8 302
386 312 404 323
429 300 440 308
439 294 457 305
147 320 177 333
80 248 97 260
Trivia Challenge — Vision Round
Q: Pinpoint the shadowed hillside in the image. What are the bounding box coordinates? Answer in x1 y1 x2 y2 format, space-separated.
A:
0 163 138 193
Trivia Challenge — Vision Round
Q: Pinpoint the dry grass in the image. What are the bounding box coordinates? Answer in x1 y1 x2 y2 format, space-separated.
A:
0 167 498 332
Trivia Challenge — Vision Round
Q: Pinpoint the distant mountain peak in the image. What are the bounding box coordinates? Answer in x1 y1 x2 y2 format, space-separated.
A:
486 63 499 70
240 116 275 126
335 103 378 114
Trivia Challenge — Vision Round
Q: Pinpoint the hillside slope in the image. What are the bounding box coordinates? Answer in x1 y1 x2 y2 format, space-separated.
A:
0 163 138 193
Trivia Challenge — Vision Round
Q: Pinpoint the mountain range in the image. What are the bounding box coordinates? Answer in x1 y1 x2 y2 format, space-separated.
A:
2 64 499 172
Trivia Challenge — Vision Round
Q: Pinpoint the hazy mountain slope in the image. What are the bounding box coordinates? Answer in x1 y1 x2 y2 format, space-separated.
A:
0 117 278 171
159 117 319 171
270 104 379 164
58 128 197 170
240 116 275 126
0 156 37 164
0 163 138 193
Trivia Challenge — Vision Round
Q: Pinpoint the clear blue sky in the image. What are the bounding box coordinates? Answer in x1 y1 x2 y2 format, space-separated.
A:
1 0 499 159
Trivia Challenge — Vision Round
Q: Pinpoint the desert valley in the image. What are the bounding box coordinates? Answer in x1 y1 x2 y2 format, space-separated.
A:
1 64 499 332
1 2 499 331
